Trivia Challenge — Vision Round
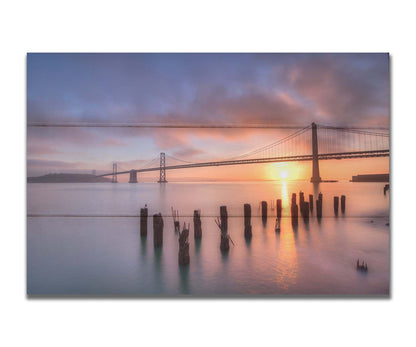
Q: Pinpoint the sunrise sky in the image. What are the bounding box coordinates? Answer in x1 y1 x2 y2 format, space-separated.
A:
27 53 389 181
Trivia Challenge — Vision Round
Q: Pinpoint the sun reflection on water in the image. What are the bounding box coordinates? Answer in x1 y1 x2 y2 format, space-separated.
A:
276 223 299 291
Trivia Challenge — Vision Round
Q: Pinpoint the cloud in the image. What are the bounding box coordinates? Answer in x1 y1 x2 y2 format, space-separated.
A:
282 54 389 126
27 159 75 168
27 145 59 155
27 53 389 129
171 146 204 158
102 138 126 146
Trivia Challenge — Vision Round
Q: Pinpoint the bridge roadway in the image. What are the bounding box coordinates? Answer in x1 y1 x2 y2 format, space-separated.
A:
98 149 389 177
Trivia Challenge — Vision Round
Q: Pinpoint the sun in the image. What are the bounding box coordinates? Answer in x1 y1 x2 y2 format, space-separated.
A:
266 162 291 180
279 170 289 179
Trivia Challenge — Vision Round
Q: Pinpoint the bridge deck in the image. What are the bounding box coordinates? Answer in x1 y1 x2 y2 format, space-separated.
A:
98 149 389 177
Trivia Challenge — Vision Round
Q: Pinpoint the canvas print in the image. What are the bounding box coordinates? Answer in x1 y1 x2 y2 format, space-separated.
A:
27 53 390 296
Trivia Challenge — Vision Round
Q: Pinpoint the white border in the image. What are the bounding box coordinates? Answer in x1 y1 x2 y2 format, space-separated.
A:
1 1 414 346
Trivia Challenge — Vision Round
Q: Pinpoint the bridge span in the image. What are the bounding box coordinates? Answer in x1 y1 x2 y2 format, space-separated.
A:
98 123 389 183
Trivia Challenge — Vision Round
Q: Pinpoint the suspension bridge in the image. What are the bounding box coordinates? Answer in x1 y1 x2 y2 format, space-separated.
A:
98 123 389 183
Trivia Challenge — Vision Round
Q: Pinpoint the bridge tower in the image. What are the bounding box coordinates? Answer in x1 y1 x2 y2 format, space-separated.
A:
310 122 322 183
158 152 167 183
112 163 118 183
129 170 138 183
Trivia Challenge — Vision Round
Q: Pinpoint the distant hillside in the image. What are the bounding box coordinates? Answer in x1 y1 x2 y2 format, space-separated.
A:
27 173 111 183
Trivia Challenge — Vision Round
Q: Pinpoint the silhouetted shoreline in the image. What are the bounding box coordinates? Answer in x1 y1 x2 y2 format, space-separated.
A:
27 173 111 183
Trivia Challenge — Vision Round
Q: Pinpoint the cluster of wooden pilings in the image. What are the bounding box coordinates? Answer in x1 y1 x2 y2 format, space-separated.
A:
139 193 347 265
333 195 346 215
299 191 310 222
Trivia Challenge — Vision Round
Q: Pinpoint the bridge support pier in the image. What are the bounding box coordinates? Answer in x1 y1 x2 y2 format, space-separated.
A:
129 170 138 183
158 152 167 183
111 163 118 183
310 122 322 183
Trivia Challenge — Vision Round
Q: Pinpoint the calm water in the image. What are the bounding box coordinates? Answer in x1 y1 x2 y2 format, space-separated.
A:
27 181 390 296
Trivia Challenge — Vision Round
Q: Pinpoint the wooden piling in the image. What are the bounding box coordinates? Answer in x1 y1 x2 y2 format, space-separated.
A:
291 202 298 226
193 210 202 239
178 223 190 265
303 202 310 220
220 206 228 233
291 193 296 205
261 201 268 221
299 192 304 217
244 203 252 239
219 206 229 251
171 207 180 232
276 199 282 219
334 196 339 215
341 195 346 213
153 213 164 247
299 191 305 205
309 194 314 212
316 193 323 219
140 207 148 236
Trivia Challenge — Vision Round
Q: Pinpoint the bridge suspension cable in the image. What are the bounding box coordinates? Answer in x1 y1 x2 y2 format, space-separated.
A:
165 154 196 164
317 124 389 154
228 125 312 160
138 156 160 170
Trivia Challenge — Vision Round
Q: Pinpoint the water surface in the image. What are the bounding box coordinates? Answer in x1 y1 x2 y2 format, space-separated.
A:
27 181 390 295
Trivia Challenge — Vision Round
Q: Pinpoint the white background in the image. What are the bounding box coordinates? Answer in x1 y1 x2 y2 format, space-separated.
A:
0 1 414 346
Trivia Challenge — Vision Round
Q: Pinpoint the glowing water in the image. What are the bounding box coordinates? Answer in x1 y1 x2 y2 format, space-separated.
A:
27 181 389 295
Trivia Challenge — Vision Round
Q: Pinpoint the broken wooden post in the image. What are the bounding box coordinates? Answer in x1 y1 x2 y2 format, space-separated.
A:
244 203 252 239
341 195 346 214
140 207 148 237
153 213 164 247
303 202 309 221
299 191 304 217
291 193 296 205
219 206 229 251
291 199 298 226
220 206 228 233
309 194 314 212
193 210 202 239
276 199 282 219
384 184 389 195
334 196 339 216
171 207 180 232
178 223 190 265
316 193 323 219
261 201 267 222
